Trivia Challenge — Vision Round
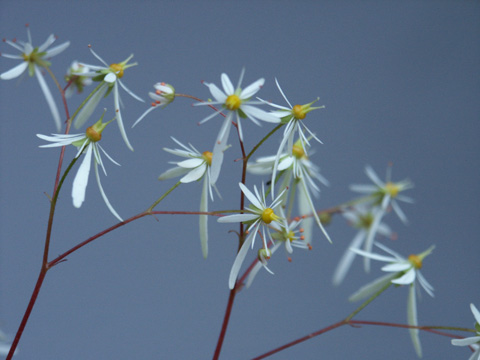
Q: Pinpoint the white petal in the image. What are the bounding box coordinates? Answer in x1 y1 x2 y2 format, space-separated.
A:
180 165 206 183
45 41 70 57
206 82 227 103
199 176 209 258
74 83 108 129
38 34 56 52
299 179 332 243
241 78 264 99
349 184 378 193
407 284 422 358
451 336 480 347
221 73 234 95
177 158 204 169
210 115 231 184
332 231 365 286
228 231 255 289
158 166 190 181
217 213 258 223
392 200 408 224
72 144 93 208
349 273 397 302
241 104 280 123
350 247 397 263
132 106 156 128
274 78 293 108
104 72 117 83
0 61 28 80
94 162 123 222
365 165 384 188
35 66 62 131
118 79 144 102
417 271 435 297
382 262 411 272
471 304 480 324
114 83 134 151
239 183 263 210
391 268 416 285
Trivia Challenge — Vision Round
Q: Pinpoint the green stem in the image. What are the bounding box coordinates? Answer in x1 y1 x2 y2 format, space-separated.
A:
147 181 182 212
245 123 283 163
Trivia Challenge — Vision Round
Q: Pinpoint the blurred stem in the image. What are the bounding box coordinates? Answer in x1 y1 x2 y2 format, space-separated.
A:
344 281 392 322
147 181 181 212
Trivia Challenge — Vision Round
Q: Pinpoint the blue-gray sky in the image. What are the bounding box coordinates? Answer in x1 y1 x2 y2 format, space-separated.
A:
1 1 479 359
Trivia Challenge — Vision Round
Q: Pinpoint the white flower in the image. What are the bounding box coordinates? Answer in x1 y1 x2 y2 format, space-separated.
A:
218 182 285 289
258 79 324 195
64 61 92 97
332 203 393 286
350 165 414 271
248 139 331 244
350 243 435 358
0 26 70 130
74 47 144 151
37 114 122 222
158 137 219 258
132 82 175 128
246 213 310 288
196 69 280 184
451 304 480 360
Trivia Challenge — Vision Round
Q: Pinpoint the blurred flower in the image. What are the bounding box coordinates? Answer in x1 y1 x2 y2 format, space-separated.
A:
37 112 122 221
218 182 285 289
158 137 219 258
258 79 324 195
74 47 144 151
332 203 393 286
350 243 434 358
132 82 175 128
451 303 480 360
0 25 70 130
64 61 92 97
196 69 280 184
248 139 331 243
350 165 413 271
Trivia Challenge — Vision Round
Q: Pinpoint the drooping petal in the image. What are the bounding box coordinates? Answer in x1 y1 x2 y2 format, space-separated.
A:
74 82 108 129
228 231 255 289
0 61 28 79
35 66 62 131
363 207 386 272
113 82 134 151
392 267 416 285
177 158 205 169
382 262 411 272
332 230 366 286
349 272 396 302
451 336 480 347
94 161 123 222
180 165 206 183
118 79 144 102
158 166 190 181
407 284 422 358
199 176 209 258
72 144 93 208
210 115 231 184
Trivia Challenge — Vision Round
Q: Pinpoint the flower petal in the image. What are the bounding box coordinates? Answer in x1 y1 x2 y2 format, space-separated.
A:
72 144 93 208
199 176 209 258
332 231 366 286
241 78 264 99
221 73 234 95
407 284 422 358
228 231 255 289
392 268 416 285
0 61 28 80
180 165 206 183
35 66 62 131
94 161 123 222
45 41 70 57
74 83 108 129
349 273 396 302
113 83 134 151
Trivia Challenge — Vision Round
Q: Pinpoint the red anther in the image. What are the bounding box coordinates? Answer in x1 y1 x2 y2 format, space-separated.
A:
151 102 156 107
160 82 165 85
155 90 161 95
307 244 312 250
293 216 300 222
245 230 249 234
12 38 17 43
300 235 305 240
287 257 292 262
155 100 160 104
88 44 92 48
115 109 119 113
2 38 5 42
299 228 304 233
200 80 205 84
301 215 307 219
25 23 29 28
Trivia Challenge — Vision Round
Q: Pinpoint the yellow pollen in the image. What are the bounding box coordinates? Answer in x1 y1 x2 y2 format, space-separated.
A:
225 94 241 110
385 182 400 198
408 254 422 269
86 126 102 142
287 231 295 242
261 208 277 224
22 53 29 61
292 144 305 159
109 63 124 78
292 104 306 119
202 151 213 166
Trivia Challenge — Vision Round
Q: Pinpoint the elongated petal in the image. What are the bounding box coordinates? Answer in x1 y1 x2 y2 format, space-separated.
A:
350 247 397 263
241 104 280 123
239 183 263 210
74 83 108 128
94 162 123 222
349 184 378 193
210 115 231 184
228 231 255 289
0 61 28 80
221 73 234 95
35 66 61 130
332 231 365 286
206 82 227 103
382 262 412 272
241 78 264 99
177 158 204 169
38 34 56 52
217 213 258 223
451 336 480 347
299 179 332 243
118 79 144 102
180 165 206 183
72 145 93 208
199 177 209 258
114 83 134 151
417 271 435 297
246 241 282 288
471 304 480 324
132 106 156 128
45 41 70 57
349 273 396 302
158 166 190 180
407 284 422 358
363 207 386 272
365 165 384 188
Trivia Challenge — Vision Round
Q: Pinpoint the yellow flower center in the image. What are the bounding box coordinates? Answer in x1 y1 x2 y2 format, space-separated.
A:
287 231 296 242
292 144 305 159
225 94 242 110
261 208 278 224
109 63 124 78
292 104 306 119
86 126 102 142
202 151 213 166
385 182 400 198
408 254 422 269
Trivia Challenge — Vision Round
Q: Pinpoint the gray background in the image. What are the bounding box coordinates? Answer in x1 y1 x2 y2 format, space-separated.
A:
1 1 479 359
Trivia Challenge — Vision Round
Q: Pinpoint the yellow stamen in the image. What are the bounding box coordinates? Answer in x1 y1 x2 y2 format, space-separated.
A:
292 104 306 119
225 94 241 110
292 144 305 159
408 254 422 269
385 182 400 198
202 151 213 166
109 63 124 78
86 126 102 142
261 208 278 224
